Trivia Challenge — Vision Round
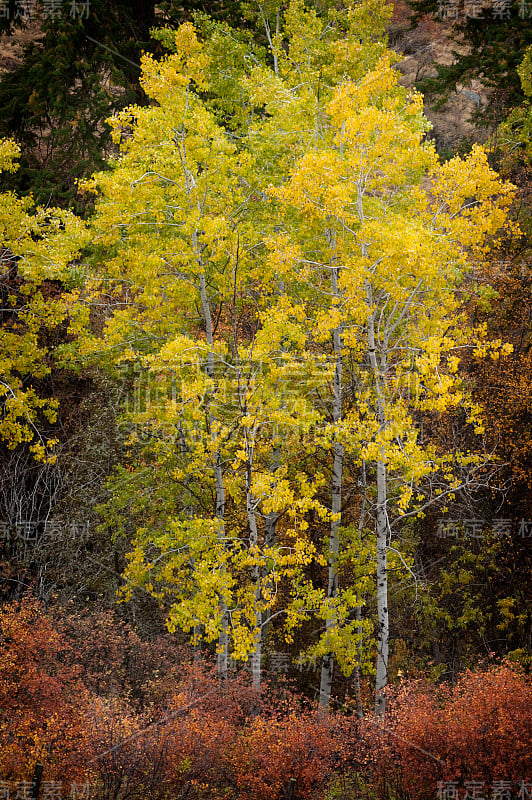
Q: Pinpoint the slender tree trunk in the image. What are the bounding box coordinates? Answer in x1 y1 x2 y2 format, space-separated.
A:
356 160 389 715
259 7 280 75
30 762 43 800
319 256 343 709
353 459 367 719
260 286 283 650
245 420 262 692
215 451 229 677
366 286 389 716
199 270 229 678
374 457 389 715
353 604 364 719
261 480 279 646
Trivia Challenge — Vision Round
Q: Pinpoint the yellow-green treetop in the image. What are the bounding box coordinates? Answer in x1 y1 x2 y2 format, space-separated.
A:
0 139 88 461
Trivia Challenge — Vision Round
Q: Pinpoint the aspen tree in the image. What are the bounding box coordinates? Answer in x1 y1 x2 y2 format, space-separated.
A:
80 20 326 685
268 56 514 712
78 3 513 710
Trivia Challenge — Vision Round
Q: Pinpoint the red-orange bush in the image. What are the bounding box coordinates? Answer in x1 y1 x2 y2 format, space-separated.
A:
229 708 338 800
58 605 189 703
85 696 171 800
162 663 341 800
0 599 361 799
0 594 90 782
155 663 268 798
365 662 532 800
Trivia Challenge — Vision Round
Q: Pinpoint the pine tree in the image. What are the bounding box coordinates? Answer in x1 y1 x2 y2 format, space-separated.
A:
0 1 158 211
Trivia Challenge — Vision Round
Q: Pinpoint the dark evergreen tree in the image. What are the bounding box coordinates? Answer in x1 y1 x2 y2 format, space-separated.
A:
0 1 159 212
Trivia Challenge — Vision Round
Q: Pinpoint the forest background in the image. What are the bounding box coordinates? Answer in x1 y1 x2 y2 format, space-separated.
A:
0 0 531 797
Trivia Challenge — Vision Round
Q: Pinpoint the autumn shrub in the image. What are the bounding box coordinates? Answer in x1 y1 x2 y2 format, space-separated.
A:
163 663 269 798
85 695 171 800
0 594 90 782
9 597 529 800
1 597 345 798
161 662 343 800
229 708 338 800
165 702 237 798
356 662 532 800
58 605 189 703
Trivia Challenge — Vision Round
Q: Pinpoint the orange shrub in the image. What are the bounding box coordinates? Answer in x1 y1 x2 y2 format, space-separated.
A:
229 708 337 800
162 663 341 800
0 594 90 782
363 662 532 800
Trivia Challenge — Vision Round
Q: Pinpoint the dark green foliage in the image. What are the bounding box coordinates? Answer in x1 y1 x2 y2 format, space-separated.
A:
158 0 247 29
0 1 159 212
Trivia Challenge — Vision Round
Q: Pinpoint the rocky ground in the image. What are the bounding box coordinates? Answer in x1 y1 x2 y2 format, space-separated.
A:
389 0 492 150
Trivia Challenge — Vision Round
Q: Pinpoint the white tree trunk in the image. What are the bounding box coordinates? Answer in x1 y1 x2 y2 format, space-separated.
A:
366 286 389 716
199 270 229 678
353 459 367 719
244 419 262 692
319 259 343 709
356 157 389 714
374 457 389 716
215 451 229 678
